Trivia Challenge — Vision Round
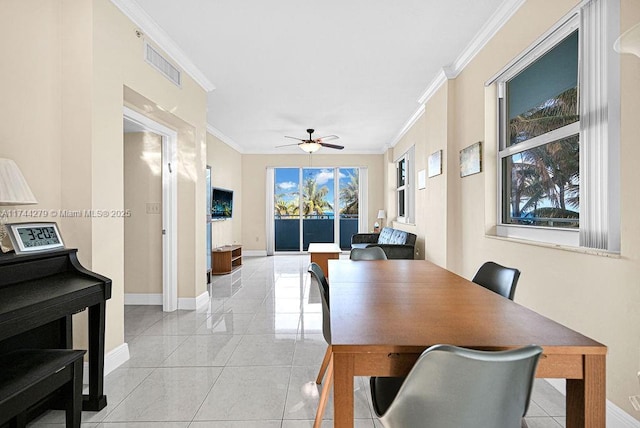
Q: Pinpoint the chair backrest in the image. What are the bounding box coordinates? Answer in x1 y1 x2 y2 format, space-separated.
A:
379 344 542 428
308 262 331 344
472 261 521 300
350 247 388 260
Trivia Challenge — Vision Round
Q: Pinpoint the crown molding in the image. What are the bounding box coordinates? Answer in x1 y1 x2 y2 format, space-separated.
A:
206 125 245 153
389 104 425 149
109 0 216 92
417 69 450 105
378 142 392 154
447 0 526 78
416 0 525 107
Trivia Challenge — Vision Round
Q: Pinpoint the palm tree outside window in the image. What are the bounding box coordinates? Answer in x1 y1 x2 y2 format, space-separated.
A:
500 30 580 229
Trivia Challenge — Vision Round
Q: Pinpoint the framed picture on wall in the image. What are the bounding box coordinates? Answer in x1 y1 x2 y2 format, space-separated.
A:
418 169 426 189
428 150 442 178
460 142 482 177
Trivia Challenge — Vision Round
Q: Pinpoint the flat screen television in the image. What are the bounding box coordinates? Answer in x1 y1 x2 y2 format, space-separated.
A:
211 187 233 220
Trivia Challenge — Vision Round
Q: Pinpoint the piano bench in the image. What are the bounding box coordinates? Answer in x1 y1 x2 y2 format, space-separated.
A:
0 349 85 428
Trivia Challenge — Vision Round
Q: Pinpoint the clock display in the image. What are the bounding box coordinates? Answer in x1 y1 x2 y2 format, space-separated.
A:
7 222 65 254
17 226 60 247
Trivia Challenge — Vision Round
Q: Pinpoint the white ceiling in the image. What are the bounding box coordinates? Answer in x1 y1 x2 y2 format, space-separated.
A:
124 0 511 154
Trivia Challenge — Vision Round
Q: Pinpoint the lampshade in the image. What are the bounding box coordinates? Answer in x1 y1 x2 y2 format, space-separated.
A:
614 22 640 58
377 210 386 219
299 142 322 153
0 158 37 205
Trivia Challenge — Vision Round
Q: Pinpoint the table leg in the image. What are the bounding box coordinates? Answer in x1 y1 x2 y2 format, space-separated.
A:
566 354 606 428
83 301 107 411
333 353 355 428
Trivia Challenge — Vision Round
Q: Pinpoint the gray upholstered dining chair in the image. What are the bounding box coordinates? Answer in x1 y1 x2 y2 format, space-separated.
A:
472 261 521 300
376 344 543 428
349 246 388 260
370 260 524 417
307 262 332 427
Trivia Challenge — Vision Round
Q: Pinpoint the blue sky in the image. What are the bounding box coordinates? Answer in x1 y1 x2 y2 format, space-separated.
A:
275 168 357 210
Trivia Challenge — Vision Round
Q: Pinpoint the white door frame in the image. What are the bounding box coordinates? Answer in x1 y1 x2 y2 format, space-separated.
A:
123 106 178 312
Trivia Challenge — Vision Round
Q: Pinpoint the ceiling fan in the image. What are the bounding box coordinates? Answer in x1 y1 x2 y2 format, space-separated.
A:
277 128 344 153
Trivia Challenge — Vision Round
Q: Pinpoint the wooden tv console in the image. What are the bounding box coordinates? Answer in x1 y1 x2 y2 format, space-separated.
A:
211 245 242 275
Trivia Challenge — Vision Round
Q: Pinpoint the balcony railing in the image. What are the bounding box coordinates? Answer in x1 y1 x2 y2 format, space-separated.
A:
274 215 358 251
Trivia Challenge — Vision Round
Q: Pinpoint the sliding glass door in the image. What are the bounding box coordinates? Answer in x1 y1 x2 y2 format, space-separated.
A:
301 168 335 249
273 167 362 251
274 168 300 251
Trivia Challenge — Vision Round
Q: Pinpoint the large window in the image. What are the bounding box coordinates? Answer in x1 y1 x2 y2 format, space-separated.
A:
272 167 364 251
500 30 580 229
492 1 619 251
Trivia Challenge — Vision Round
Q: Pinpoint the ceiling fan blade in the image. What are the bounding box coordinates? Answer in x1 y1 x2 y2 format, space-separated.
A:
316 135 339 142
276 142 304 148
284 136 305 141
319 142 344 150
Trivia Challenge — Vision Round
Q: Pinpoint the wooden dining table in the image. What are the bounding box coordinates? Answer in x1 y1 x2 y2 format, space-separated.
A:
328 259 606 428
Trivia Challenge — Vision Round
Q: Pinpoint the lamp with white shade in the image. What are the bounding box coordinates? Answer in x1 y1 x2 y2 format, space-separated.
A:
375 209 386 232
0 158 38 253
614 22 640 58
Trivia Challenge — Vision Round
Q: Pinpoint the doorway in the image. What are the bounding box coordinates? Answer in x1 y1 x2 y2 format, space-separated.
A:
123 107 177 312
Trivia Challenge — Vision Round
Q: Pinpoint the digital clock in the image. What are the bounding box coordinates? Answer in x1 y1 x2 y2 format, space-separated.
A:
6 222 65 254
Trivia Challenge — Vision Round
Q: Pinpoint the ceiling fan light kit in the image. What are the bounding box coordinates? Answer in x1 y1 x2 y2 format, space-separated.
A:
277 128 345 153
299 141 322 153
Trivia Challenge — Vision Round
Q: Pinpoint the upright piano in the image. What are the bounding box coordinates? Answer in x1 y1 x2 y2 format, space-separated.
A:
0 248 112 411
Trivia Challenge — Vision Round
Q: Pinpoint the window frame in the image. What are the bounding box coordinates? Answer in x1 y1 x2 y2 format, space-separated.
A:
495 15 581 246
395 147 415 224
490 0 620 252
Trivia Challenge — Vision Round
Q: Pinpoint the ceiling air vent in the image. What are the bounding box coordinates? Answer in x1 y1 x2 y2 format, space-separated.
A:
145 42 181 87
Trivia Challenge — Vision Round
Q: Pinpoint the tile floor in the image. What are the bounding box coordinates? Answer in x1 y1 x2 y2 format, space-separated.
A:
31 255 567 427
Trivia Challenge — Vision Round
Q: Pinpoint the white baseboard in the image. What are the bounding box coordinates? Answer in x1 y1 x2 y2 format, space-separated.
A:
124 293 162 305
545 379 640 427
178 291 209 310
243 250 267 257
83 343 130 384
125 292 210 310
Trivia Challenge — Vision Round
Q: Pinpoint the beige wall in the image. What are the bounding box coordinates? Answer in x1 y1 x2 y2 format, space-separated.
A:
388 116 427 260
389 84 451 265
206 133 243 248
0 0 63 222
124 132 162 295
92 0 208 344
385 0 640 417
424 84 450 267
242 154 384 251
1 0 208 355
0 0 95 348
